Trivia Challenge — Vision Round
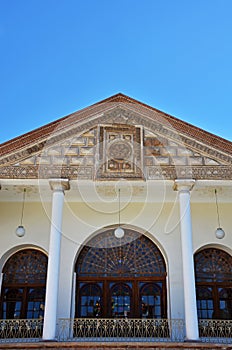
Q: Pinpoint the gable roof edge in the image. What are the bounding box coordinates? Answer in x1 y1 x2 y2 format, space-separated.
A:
1 93 232 159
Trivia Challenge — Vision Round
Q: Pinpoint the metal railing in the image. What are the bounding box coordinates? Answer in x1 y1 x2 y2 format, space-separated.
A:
0 318 43 343
57 318 185 342
0 317 232 343
199 319 232 344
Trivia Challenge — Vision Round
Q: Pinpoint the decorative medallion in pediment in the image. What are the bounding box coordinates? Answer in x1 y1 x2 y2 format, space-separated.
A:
95 124 143 180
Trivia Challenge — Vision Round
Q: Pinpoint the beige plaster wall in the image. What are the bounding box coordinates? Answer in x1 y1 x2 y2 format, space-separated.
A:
0 198 231 322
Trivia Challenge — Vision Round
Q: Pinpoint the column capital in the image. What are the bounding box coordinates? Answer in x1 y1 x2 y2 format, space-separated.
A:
49 178 70 192
173 179 195 192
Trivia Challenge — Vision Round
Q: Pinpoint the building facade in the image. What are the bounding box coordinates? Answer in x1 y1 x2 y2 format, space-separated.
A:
0 94 231 343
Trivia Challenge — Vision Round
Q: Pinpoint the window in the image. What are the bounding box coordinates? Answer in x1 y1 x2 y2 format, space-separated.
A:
195 248 232 319
75 229 167 318
0 249 48 319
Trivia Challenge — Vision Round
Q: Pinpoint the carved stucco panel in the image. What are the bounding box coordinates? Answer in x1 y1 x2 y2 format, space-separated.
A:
0 108 232 180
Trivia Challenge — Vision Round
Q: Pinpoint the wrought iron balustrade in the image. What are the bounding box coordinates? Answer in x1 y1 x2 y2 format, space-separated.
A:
199 319 232 344
0 319 43 342
1 317 232 344
57 318 185 342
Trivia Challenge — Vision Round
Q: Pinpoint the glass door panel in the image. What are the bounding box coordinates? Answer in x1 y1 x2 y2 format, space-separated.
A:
218 287 232 319
27 288 45 319
2 288 23 319
110 282 132 318
196 286 214 319
78 283 102 317
140 282 162 318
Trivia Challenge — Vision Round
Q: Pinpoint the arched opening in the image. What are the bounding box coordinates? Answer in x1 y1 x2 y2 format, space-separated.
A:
0 249 48 319
75 229 167 319
194 247 232 320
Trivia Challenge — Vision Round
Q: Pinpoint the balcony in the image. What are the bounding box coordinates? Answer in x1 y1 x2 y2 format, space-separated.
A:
57 318 184 342
0 318 231 345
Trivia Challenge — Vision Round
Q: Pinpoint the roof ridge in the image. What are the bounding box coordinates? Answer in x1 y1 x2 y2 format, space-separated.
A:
98 93 232 150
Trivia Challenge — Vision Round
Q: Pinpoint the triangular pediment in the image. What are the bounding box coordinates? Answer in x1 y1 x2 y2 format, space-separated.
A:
0 94 232 180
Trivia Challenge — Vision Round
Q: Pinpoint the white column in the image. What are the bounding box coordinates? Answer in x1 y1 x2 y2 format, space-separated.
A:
43 178 70 341
174 179 199 341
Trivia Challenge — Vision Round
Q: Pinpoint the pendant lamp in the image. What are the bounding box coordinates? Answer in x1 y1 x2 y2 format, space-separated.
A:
15 188 26 237
114 188 125 239
214 189 225 239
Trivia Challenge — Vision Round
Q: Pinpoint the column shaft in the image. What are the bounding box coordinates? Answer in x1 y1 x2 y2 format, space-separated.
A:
43 179 69 340
175 180 199 341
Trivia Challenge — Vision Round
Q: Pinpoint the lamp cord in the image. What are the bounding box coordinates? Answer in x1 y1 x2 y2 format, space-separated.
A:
118 188 121 227
20 188 26 226
215 189 221 227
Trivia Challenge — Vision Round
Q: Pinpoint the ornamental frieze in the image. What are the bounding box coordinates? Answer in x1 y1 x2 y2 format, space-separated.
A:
0 165 231 180
147 165 232 180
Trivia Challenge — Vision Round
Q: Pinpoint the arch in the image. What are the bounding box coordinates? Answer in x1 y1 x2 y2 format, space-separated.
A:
0 249 48 319
194 247 232 319
74 224 168 271
0 244 48 272
75 228 167 319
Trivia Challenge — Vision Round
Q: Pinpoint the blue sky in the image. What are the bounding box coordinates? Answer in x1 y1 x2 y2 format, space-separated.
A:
0 0 232 143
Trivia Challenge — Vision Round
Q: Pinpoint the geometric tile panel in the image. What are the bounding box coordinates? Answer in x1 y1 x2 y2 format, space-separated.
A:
20 128 96 167
144 128 222 167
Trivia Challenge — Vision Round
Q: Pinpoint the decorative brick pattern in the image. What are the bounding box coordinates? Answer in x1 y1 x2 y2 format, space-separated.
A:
0 97 232 180
144 129 222 168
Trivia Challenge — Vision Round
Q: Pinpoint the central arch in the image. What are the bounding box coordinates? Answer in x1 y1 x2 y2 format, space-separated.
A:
75 228 167 319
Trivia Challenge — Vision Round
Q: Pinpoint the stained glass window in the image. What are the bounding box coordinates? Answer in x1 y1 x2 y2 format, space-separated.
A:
75 230 167 318
195 248 232 283
77 229 166 277
0 249 47 319
195 248 232 319
2 249 48 284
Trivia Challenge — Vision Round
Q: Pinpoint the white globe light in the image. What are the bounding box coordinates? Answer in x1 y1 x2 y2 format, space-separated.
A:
215 227 225 239
15 225 26 237
114 226 125 239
